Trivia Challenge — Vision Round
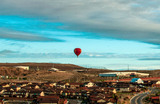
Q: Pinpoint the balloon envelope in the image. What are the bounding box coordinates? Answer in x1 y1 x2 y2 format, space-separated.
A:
74 48 82 57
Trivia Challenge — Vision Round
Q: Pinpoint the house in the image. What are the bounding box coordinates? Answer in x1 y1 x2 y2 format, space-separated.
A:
152 84 160 88
156 81 160 84
89 93 117 104
28 89 43 98
116 87 130 92
0 100 2 104
56 82 70 89
112 89 117 94
95 82 108 87
56 82 67 89
61 90 69 97
130 78 144 84
2 89 14 97
151 96 160 104
28 84 41 89
37 95 67 104
70 83 82 89
49 83 57 87
14 90 27 98
2 84 10 88
97 99 106 103
15 82 28 87
84 82 95 87
115 82 131 92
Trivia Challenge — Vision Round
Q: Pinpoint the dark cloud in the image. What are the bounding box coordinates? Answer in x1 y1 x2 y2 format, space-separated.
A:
0 0 160 44
0 50 17 56
0 29 64 42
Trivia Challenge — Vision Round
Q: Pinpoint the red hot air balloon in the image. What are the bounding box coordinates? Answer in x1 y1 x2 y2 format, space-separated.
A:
74 48 82 57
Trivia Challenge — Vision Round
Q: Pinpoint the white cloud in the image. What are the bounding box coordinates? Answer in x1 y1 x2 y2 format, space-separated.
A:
1 52 160 59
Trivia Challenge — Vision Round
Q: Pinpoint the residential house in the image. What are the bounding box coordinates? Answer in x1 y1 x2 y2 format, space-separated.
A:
49 82 57 87
70 83 82 89
151 96 160 104
152 84 160 88
56 82 68 89
2 89 14 97
115 83 131 92
156 81 160 84
84 82 95 87
2 83 10 88
28 89 43 98
14 90 27 98
89 93 117 104
37 95 67 104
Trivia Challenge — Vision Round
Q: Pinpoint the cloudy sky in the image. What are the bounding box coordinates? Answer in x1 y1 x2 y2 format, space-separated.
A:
1 0 160 70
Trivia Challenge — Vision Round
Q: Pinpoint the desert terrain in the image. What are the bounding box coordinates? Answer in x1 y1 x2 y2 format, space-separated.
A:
0 63 159 83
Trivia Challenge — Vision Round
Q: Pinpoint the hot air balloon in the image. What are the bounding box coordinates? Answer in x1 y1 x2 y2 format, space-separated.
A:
74 48 82 57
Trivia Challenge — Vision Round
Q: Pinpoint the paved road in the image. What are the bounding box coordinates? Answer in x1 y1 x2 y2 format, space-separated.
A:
3 101 29 104
130 92 149 104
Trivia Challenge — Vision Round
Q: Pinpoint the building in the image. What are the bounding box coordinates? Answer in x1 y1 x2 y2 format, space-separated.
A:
15 66 29 70
151 96 160 104
130 78 144 84
37 95 68 104
99 73 117 77
156 81 160 84
99 72 149 77
84 82 95 87
48 68 59 72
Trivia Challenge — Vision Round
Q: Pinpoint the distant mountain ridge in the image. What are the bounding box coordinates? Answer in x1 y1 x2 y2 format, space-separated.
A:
0 63 85 71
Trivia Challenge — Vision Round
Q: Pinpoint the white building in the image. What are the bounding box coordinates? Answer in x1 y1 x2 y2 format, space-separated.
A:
99 72 149 77
84 82 95 87
15 66 29 70
156 81 160 84
48 68 59 72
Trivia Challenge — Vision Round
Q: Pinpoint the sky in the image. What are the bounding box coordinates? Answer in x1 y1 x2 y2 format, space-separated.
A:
1 0 160 70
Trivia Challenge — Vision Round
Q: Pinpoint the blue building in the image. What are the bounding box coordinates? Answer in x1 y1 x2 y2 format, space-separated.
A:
99 73 117 77
130 78 144 84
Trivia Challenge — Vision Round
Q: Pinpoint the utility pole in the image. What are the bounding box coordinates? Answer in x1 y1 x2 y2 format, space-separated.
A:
128 64 129 71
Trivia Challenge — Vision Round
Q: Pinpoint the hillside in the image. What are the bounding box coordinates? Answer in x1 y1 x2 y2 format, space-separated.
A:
0 63 159 82
0 63 113 82
0 66 28 76
0 63 85 71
